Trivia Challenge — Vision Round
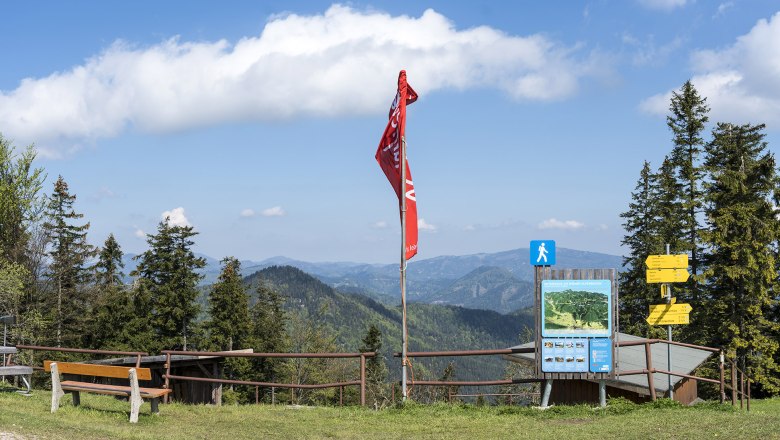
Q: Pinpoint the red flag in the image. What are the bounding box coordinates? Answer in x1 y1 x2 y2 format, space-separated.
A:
376 70 418 260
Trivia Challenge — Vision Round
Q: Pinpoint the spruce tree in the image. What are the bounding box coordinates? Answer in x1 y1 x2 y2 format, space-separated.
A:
207 257 251 351
249 282 288 389
359 324 388 408
702 122 780 393
89 234 133 350
42 176 95 347
667 80 709 313
133 218 205 351
619 161 663 337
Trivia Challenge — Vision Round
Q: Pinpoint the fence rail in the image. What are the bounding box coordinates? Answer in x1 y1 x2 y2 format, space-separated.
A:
160 349 375 406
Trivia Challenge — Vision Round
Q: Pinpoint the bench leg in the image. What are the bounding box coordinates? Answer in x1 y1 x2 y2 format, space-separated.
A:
151 398 159 414
71 391 81 407
50 363 65 413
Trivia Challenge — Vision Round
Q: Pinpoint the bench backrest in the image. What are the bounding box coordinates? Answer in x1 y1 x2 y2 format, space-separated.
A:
44 360 152 381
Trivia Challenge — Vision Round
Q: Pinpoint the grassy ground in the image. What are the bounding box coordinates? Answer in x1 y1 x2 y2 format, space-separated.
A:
0 389 778 439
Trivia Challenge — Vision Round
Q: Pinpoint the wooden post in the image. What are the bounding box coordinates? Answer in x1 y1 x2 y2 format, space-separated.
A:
645 342 656 401
747 376 751 411
731 361 737 405
740 370 744 410
163 352 171 404
360 353 366 406
339 386 343 406
255 386 259 404
719 351 725 404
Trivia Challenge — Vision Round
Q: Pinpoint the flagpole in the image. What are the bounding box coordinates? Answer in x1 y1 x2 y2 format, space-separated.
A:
400 136 409 401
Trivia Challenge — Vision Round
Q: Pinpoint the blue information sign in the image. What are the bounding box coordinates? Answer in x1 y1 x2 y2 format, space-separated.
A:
541 338 589 373
530 240 556 266
589 338 613 373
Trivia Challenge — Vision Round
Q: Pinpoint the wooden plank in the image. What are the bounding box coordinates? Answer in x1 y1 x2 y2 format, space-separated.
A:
44 360 152 381
60 381 171 398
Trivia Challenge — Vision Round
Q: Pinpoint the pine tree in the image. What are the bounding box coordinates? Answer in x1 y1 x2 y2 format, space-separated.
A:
89 234 133 350
702 122 780 393
619 161 663 337
667 80 709 314
42 176 95 347
95 233 124 287
249 282 289 397
132 219 205 351
359 324 388 408
207 257 251 351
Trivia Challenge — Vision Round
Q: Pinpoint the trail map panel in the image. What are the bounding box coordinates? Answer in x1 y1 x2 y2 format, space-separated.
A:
541 338 589 373
541 279 612 338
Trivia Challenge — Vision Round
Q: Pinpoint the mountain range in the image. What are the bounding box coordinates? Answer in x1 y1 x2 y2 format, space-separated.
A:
122 247 623 314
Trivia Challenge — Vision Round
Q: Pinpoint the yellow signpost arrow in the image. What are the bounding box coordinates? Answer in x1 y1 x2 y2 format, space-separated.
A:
648 303 693 315
646 268 690 283
646 314 690 325
646 303 692 325
645 254 689 269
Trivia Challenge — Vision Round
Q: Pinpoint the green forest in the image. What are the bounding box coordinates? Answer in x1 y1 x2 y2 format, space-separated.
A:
1 79 779 404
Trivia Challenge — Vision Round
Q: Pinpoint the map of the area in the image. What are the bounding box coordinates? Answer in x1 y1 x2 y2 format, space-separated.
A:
542 280 612 337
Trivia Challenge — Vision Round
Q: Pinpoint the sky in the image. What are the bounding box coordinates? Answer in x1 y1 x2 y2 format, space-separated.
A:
2 0 780 264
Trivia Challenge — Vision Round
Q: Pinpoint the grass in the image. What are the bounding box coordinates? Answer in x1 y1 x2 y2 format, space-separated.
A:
1 389 779 439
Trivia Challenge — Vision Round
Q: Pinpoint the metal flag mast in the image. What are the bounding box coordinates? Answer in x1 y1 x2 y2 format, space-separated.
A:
400 136 409 401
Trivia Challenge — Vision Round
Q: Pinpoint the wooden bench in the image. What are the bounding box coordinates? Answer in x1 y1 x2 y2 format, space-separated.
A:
0 346 33 394
44 360 171 423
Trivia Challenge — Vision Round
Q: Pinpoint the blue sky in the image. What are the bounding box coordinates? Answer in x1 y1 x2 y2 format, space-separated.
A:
2 1 779 263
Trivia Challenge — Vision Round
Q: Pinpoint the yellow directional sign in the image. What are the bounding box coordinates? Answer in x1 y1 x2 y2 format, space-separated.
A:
646 313 690 325
645 254 689 269
646 303 692 325
648 303 693 316
646 268 690 283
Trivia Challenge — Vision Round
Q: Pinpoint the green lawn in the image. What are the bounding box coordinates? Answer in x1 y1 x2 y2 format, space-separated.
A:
0 389 778 439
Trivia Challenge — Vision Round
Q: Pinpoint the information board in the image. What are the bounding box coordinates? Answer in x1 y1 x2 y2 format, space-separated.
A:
589 338 613 373
541 279 612 338
541 338 589 373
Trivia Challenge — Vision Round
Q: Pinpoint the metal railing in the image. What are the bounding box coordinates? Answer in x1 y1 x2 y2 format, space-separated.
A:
161 350 375 406
391 347 543 402
614 339 751 410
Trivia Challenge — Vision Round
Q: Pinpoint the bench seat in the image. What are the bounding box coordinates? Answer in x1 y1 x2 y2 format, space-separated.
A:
61 381 172 399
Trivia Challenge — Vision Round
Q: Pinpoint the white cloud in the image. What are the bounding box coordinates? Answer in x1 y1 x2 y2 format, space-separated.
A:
0 5 603 156
240 208 256 218
637 0 689 12
372 220 388 229
161 207 191 227
622 33 684 67
537 218 585 231
134 228 146 239
262 206 286 217
714 2 734 18
463 224 476 231
418 218 437 232
641 12 780 127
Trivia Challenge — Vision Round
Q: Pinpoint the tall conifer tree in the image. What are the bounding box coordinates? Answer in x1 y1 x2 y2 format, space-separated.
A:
667 80 709 312
207 257 251 351
133 219 205 350
619 161 663 337
90 234 134 350
702 122 780 393
42 176 95 347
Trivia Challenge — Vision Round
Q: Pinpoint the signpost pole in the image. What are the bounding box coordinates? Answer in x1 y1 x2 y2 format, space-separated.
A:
666 244 673 401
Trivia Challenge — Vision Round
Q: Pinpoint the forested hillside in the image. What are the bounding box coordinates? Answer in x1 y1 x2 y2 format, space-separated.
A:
244 265 534 381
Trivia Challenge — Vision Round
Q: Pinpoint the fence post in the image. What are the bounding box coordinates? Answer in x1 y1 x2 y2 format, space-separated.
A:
340 386 343 407
255 386 259 404
747 375 750 412
135 354 142 369
645 342 656 401
730 361 737 405
719 351 725 404
360 353 366 407
163 352 171 404
740 370 744 410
